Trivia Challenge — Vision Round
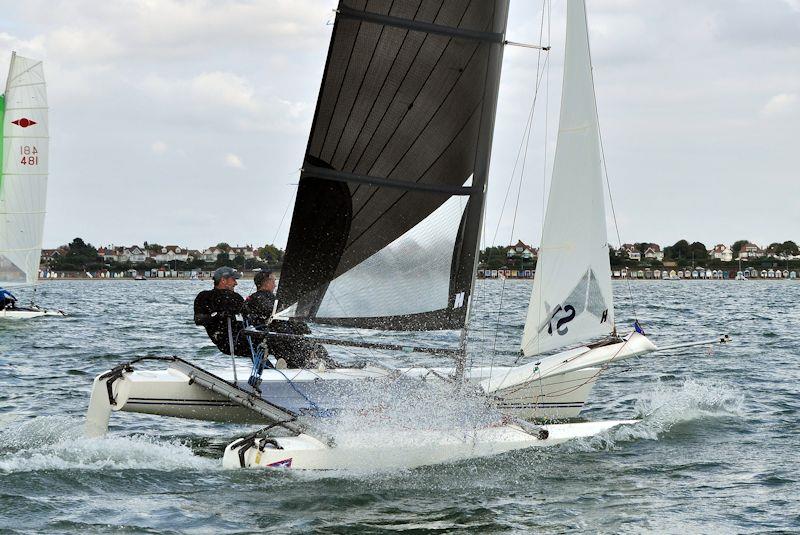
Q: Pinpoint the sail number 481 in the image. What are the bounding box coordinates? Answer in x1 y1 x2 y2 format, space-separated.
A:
19 145 39 165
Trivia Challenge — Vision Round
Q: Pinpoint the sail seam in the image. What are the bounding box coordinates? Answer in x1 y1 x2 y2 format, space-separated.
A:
4 83 44 90
558 124 591 133
0 211 46 215
327 0 404 166
8 61 43 84
351 3 483 221
345 101 481 248
317 14 364 160
337 5 503 44
349 2 466 202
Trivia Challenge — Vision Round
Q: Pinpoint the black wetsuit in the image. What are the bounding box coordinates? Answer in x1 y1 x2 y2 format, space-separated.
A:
244 289 333 368
244 290 275 326
193 288 250 356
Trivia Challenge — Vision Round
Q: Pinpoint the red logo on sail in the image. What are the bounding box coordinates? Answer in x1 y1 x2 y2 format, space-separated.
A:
12 118 36 128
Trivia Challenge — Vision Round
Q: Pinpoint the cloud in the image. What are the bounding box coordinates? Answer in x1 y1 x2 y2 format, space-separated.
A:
761 93 798 116
224 153 244 169
189 71 257 112
151 141 167 154
139 70 313 133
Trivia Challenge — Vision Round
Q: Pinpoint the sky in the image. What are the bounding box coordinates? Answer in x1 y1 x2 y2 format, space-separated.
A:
1 0 798 251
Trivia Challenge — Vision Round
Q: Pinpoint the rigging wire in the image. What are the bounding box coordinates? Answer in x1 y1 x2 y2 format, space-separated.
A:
584 4 639 326
271 184 298 247
486 0 550 385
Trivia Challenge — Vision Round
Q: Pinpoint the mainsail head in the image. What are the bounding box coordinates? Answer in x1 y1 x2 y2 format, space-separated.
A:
521 0 614 357
276 0 509 331
0 53 48 288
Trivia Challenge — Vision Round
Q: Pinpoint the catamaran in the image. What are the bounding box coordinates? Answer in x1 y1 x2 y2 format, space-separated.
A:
0 52 63 319
86 0 727 469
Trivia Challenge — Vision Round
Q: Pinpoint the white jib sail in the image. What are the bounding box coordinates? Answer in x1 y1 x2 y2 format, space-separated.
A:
521 0 614 358
0 53 48 288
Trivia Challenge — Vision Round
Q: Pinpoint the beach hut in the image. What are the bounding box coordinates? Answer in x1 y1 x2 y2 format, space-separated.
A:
767 269 775 278
653 269 661 279
669 270 677 279
782 270 789 278
790 271 797 279
760 270 768 278
706 270 713 279
775 270 783 279
637 270 645 279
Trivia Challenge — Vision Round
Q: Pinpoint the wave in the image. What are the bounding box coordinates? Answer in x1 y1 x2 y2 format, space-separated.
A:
0 416 218 472
563 378 744 452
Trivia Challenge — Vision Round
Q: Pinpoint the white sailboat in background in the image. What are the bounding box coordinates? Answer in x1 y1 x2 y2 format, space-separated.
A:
0 52 63 319
85 0 726 470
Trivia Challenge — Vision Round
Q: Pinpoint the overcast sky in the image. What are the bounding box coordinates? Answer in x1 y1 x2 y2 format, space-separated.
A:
1 0 798 251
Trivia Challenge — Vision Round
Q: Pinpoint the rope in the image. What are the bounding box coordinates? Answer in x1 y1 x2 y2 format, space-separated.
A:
226 317 238 383
271 184 297 247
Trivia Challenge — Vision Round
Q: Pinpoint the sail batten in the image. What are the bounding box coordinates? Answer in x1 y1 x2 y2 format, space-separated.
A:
0 53 48 289
521 0 614 357
278 0 509 331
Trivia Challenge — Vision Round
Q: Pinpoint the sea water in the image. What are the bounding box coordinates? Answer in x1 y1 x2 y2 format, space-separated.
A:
0 280 797 533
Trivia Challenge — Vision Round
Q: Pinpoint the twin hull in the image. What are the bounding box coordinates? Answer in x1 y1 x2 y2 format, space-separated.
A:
86 335 656 437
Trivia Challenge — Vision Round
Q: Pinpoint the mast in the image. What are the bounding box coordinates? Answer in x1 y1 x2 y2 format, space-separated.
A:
455 0 510 381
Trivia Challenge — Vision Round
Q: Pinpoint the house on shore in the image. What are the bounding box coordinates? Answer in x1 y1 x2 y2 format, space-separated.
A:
620 244 641 261
711 244 733 262
506 240 537 261
737 242 763 260
643 244 664 262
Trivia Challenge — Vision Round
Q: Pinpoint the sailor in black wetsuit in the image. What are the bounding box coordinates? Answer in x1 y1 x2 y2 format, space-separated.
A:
245 270 335 369
244 270 277 326
193 266 250 356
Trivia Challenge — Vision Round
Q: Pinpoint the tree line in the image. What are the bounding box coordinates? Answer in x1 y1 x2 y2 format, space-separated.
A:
479 239 800 271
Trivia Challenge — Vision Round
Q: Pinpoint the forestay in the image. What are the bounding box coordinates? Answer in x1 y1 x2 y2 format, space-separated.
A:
276 0 509 331
521 0 614 357
0 53 48 288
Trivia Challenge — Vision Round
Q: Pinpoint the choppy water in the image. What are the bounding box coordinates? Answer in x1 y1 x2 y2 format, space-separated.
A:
0 279 798 533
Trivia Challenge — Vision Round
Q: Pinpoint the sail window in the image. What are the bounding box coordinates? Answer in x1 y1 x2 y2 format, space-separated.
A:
316 194 468 319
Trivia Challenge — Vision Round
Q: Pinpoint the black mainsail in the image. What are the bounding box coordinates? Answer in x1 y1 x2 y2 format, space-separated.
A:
277 0 509 331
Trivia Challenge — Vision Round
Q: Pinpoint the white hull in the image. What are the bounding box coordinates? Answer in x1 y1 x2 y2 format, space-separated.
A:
0 307 65 319
88 364 599 429
223 420 638 470
85 334 657 438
